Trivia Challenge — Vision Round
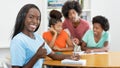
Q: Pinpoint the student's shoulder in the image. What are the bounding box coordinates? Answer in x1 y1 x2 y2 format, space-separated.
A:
103 31 109 37
85 29 93 35
11 32 26 43
63 18 71 23
12 32 24 40
43 31 51 36
80 18 88 22
105 31 109 34
86 29 92 32
34 32 44 40
80 19 90 25
61 30 68 35
60 30 69 38
80 19 90 28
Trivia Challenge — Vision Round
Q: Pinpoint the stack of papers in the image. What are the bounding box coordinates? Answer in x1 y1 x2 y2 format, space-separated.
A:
61 59 86 66
74 51 108 55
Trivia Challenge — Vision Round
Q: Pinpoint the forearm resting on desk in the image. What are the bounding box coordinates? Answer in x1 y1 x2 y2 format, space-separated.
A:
81 41 108 52
48 52 71 60
53 47 73 52
82 46 108 53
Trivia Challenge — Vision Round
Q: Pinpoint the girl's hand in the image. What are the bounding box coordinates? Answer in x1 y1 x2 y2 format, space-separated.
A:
36 42 47 58
71 54 80 61
49 26 57 35
85 49 92 53
72 38 80 45
53 46 61 51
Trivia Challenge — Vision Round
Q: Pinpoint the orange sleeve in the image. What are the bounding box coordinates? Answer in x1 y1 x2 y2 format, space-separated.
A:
43 31 52 43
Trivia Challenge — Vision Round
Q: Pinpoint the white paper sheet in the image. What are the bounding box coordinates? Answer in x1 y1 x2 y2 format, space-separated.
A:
61 59 86 66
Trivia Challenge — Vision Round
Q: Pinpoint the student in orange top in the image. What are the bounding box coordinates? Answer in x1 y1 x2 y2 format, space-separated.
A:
43 10 74 52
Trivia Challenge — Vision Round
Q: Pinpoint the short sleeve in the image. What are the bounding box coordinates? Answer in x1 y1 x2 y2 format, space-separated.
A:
38 35 52 55
42 32 52 43
42 32 47 40
106 32 109 41
64 28 71 37
82 30 90 43
10 38 26 66
63 30 69 40
44 42 52 55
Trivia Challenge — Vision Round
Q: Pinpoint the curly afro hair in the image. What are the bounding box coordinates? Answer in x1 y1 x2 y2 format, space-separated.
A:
62 1 82 18
92 15 110 31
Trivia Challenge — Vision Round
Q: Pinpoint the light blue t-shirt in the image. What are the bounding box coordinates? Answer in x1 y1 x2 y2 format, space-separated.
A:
82 30 109 48
10 32 52 68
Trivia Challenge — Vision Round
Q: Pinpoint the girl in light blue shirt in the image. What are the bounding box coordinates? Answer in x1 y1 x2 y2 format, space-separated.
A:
10 4 80 68
81 15 110 53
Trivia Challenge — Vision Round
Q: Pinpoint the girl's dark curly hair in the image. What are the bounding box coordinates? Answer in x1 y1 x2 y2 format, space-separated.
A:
49 10 62 27
92 15 110 31
62 1 82 18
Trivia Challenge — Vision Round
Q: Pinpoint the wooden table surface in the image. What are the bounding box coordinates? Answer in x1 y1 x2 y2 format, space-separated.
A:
43 52 120 68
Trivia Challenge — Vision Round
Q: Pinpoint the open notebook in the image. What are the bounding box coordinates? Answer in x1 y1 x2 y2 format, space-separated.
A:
61 59 86 66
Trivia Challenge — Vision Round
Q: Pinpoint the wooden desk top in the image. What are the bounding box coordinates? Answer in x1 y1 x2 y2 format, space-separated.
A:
43 52 120 68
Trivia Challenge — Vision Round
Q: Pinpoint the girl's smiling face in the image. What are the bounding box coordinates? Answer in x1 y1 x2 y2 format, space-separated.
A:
93 23 103 36
23 8 40 32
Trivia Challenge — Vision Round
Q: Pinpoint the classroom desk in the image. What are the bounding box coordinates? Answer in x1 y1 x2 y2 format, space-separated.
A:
43 52 120 68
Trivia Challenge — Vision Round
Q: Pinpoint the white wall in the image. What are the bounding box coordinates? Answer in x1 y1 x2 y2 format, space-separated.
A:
91 0 120 51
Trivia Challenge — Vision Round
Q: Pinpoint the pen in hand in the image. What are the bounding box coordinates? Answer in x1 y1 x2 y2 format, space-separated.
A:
73 42 78 57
